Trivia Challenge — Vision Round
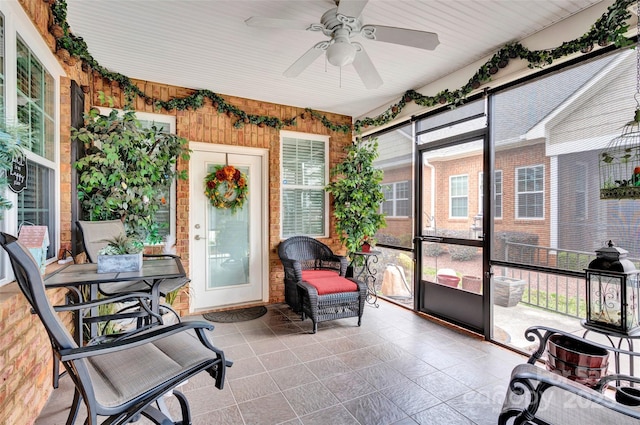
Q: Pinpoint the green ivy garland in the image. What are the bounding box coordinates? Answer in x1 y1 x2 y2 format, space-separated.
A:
49 0 634 135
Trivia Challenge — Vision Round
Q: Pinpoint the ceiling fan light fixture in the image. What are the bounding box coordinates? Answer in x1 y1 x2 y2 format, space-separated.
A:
326 39 357 67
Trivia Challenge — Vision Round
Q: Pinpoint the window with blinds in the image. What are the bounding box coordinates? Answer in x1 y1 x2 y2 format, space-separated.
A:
0 13 5 281
381 181 410 217
450 175 468 218
16 35 56 260
281 132 329 238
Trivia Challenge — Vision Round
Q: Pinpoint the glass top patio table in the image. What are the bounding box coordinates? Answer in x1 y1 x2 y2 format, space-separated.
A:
44 257 186 315
44 257 185 288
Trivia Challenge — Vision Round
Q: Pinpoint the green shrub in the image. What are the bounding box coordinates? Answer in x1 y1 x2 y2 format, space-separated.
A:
449 245 479 261
424 243 445 257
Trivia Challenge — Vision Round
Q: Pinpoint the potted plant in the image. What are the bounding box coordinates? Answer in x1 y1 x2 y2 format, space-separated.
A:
72 94 190 243
97 233 144 273
325 138 386 260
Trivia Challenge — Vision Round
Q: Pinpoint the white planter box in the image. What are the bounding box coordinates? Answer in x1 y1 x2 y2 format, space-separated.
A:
97 252 143 273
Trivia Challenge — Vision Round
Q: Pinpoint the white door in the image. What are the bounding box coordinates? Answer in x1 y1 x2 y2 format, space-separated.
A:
189 143 268 311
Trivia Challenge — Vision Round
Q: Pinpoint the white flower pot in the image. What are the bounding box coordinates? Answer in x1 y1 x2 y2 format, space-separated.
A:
97 252 143 273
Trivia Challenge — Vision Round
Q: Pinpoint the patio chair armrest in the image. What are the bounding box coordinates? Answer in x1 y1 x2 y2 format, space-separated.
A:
53 291 153 312
59 321 216 361
298 281 318 296
281 258 303 282
594 374 640 392
523 325 640 364
499 363 640 424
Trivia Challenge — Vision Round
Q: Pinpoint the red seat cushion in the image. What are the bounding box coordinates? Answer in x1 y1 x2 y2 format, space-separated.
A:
301 270 340 280
304 275 358 295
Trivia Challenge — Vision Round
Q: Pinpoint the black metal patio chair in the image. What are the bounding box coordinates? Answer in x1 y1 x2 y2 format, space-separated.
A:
0 232 230 425
77 220 190 302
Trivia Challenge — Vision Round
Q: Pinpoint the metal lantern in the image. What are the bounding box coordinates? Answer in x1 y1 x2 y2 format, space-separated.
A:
585 241 640 335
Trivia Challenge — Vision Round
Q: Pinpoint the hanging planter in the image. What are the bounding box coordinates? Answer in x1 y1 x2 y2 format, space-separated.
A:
204 164 248 213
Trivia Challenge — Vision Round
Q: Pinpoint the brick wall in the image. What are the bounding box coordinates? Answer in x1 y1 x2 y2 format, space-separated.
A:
2 1 353 422
0 284 72 425
92 79 352 309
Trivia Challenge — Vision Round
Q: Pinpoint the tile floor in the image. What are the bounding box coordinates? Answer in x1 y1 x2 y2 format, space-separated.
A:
36 300 528 425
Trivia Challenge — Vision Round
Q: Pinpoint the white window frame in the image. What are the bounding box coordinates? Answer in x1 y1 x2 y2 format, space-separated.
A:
95 107 177 245
479 170 503 219
515 164 545 220
381 181 410 218
0 1 64 286
575 161 587 221
449 174 468 219
279 130 329 239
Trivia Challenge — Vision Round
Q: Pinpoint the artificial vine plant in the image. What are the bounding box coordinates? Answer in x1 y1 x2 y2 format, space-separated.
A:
47 0 636 135
72 95 191 243
325 138 386 258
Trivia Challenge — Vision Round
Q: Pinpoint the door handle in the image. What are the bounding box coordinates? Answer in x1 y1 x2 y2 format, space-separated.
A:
195 235 203 240
416 236 443 243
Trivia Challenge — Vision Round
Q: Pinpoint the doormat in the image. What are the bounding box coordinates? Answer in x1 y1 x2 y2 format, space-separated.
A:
203 306 267 323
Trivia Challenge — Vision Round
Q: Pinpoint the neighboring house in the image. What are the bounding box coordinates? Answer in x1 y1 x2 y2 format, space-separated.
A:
375 51 638 265
374 123 413 246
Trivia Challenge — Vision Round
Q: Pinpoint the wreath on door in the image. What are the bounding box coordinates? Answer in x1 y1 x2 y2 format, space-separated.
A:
204 164 248 213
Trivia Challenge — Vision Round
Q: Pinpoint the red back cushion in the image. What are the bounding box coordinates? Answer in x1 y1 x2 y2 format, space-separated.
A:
304 275 358 295
301 270 340 280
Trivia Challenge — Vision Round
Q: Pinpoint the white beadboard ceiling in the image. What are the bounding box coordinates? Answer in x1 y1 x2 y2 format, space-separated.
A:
65 0 605 119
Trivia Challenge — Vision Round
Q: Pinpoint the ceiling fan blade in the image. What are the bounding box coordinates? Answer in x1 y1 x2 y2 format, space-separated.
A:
336 0 369 18
283 42 329 78
352 43 383 89
362 25 440 50
245 16 312 30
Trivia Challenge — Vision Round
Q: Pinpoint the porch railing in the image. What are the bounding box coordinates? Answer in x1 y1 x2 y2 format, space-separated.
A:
501 241 639 319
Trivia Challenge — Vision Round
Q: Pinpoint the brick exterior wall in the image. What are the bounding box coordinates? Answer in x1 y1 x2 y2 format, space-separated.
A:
495 143 550 248
3 0 353 422
379 166 412 245
91 79 352 309
422 143 549 248
0 284 72 425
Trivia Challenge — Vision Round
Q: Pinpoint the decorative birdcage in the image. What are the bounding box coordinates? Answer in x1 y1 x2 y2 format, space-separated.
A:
600 2 640 200
599 120 640 200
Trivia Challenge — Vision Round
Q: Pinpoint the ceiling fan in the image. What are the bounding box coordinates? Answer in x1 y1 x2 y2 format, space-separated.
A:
245 0 439 89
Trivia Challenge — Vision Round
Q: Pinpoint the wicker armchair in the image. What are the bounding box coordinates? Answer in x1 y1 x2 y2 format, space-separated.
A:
278 236 348 311
278 236 366 333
